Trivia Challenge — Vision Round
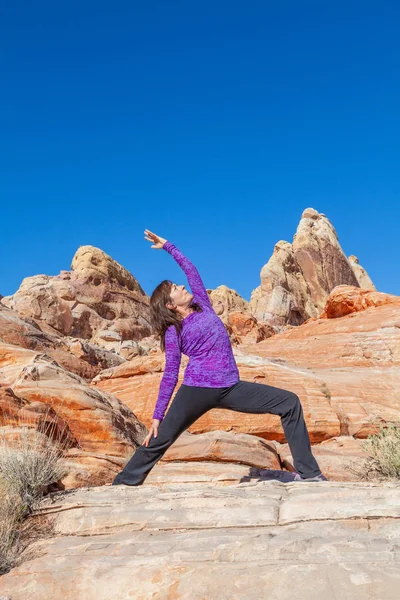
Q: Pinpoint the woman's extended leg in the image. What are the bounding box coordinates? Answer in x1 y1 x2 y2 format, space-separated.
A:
218 380 322 478
112 385 222 486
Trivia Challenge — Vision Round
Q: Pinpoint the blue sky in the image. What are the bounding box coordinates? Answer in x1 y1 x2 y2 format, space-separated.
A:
1 1 399 301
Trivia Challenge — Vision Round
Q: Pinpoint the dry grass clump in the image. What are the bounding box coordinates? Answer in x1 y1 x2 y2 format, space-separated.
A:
0 475 25 574
347 418 400 481
0 404 72 575
0 427 68 511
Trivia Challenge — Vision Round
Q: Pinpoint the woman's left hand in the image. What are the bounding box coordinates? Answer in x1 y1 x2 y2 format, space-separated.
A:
142 419 160 446
144 229 167 249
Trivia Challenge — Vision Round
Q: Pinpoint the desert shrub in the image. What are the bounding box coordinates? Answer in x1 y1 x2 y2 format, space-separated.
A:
0 427 68 514
348 419 400 481
0 404 72 574
0 475 25 574
360 421 400 479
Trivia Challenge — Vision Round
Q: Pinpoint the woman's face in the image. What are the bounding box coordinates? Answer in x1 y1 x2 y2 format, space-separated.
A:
168 282 193 308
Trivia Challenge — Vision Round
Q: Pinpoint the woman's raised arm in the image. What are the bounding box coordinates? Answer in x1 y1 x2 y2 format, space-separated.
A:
144 229 213 310
162 241 214 310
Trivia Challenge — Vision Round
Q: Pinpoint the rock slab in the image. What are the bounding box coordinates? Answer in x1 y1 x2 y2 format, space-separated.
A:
1 480 399 599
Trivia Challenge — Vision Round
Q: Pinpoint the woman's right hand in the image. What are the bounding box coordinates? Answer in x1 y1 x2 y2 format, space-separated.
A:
144 229 167 249
142 419 160 446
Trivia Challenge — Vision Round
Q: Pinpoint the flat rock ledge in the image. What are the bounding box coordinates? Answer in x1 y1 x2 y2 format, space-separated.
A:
1 480 400 599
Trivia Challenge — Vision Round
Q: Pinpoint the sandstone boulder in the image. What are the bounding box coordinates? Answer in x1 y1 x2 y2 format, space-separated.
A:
250 239 318 327
0 343 147 487
319 284 400 319
226 310 275 343
206 286 274 344
2 245 151 347
208 284 251 320
161 429 281 470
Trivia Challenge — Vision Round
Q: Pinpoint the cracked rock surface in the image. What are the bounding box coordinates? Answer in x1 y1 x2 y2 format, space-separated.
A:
1 480 399 599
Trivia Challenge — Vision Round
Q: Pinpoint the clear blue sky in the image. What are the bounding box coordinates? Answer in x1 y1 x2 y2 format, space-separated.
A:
1 1 399 301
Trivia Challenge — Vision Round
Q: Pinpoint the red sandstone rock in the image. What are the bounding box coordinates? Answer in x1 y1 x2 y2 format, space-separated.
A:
227 311 275 343
319 284 400 319
240 301 400 438
0 343 147 487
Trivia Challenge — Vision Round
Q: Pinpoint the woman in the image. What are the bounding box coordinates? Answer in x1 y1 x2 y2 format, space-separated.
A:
112 230 328 486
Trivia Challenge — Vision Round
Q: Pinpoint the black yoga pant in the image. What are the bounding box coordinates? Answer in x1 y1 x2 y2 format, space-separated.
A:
112 380 322 486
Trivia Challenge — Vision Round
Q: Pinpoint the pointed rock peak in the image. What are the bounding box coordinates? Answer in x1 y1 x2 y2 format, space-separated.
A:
211 284 247 298
71 245 144 294
300 207 328 221
301 207 320 220
250 207 364 327
348 255 376 290
208 285 249 305
212 284 231 292
71 245 115 272
273 240 293 254
296 208 339 243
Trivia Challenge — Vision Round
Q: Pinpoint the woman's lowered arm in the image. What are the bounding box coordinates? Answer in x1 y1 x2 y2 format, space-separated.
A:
152 325 182 421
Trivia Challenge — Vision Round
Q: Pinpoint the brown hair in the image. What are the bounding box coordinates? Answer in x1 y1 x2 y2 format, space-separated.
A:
149 280 203 351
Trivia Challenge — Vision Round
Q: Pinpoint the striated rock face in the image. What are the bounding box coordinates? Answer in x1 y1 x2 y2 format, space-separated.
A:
250 208 375 328
292 208 359 308
348 255 376 289
0 303 123 379
93 352 341 443
240 298 400 438
250 239 319 328
1 480 399 599
0 343 147 488
1 245 152 347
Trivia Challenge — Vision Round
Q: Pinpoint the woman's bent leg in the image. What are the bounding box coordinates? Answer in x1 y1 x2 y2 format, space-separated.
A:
112 385 221 486
218 381 322 478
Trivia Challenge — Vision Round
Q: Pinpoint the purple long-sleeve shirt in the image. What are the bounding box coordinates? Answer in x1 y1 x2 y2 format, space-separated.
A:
152 240 240 421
